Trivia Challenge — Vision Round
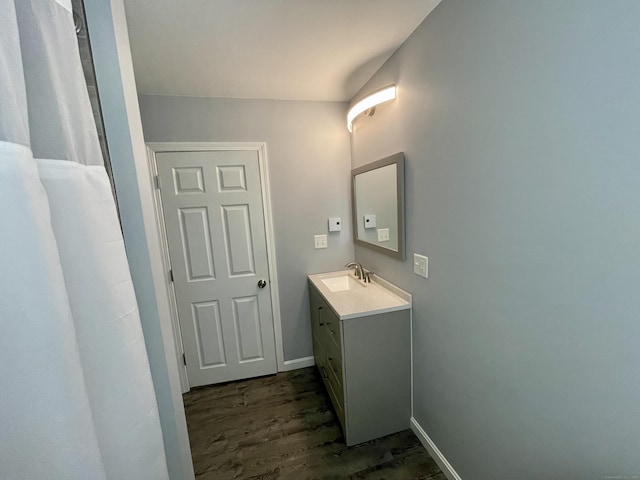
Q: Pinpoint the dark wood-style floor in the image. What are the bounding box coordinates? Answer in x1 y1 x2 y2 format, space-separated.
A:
183 367 447 480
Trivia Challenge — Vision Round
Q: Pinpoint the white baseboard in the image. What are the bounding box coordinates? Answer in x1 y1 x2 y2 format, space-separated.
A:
280 355 315 372
410 417 462 480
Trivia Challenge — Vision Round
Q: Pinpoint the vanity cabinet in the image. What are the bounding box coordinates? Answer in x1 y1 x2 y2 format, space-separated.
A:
308 279 410 446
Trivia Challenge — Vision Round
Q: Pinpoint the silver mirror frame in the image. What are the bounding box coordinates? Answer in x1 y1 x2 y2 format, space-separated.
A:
351 152 405 260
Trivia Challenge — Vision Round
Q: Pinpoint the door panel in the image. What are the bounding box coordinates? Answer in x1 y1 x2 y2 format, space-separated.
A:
217 165 247 191
191 301 226 367
179 207 216 281
222 204 255 276
157 149 276 387
232 296 264 361
173 167 205 194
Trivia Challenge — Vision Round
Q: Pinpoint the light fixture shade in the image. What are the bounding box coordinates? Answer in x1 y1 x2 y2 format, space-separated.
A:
347 85 397 132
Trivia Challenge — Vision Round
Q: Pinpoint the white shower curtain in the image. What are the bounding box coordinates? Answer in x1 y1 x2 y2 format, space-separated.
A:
0 0 169 479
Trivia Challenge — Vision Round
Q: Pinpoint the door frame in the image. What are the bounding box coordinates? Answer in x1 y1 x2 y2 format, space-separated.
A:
146 142 284 392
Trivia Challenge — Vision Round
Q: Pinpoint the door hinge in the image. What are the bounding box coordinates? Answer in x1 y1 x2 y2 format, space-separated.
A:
182 353 187 366
154 175 161 189
169 269 174 282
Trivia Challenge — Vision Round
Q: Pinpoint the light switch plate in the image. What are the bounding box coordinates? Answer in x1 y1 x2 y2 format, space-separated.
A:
377 228 390 242
364 214 376 229
414 253 428 278
314 234 328 249
328 217 341 232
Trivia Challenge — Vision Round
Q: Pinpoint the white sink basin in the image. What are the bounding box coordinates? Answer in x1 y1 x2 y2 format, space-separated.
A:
309 269 411 320
321 275 363 292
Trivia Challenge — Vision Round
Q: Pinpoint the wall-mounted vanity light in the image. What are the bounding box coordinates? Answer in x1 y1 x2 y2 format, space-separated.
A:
347 85 397 132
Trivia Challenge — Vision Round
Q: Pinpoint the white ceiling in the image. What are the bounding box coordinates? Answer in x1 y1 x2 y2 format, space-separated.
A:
124 0 440 102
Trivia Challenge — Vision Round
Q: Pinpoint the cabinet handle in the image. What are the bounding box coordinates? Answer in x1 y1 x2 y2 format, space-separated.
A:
321 366 329 380
318 306 325 326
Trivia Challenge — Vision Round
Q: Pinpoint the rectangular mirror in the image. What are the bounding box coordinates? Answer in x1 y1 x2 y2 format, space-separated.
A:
352 152 405 260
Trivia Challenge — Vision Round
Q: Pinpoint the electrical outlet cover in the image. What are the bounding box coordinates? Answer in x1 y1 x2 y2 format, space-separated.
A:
314 234 328 249
413 253 428 278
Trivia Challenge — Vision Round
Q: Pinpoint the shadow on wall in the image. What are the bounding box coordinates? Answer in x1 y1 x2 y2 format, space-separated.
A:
343 49 396 102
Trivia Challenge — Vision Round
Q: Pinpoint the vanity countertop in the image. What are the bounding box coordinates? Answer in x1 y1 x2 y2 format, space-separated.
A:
308 270 411 320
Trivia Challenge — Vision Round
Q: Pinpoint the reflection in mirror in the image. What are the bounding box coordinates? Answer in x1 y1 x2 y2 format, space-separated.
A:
352 152 405 260
355 164 398 250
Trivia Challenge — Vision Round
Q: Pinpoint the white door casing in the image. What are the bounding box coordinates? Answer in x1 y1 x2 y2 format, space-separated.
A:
152 144 281 387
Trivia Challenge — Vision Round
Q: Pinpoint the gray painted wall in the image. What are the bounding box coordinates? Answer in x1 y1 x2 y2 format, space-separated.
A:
351 1 640 478
138 95 354 361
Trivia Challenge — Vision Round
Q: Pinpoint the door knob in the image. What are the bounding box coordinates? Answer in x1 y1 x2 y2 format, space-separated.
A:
258 279 267 289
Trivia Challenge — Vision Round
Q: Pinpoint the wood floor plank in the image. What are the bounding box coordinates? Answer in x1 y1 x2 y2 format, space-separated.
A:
184 367 447 480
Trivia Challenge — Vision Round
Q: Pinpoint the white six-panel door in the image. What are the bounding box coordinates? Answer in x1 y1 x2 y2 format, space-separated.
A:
156 149 277 387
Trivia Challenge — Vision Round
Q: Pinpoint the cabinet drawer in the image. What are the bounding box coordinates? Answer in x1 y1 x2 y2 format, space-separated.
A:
309 287 324 337
322 333 343 385
315 321 341 362
318 348 345 429
309 284 342 348
322 306 342 348
324 368 345 430
312 332 323 363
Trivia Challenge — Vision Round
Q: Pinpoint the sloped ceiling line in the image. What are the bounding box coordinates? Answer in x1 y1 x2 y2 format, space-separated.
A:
124 0 441 102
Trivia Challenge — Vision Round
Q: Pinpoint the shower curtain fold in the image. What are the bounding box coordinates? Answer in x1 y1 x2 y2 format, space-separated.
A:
0 1 169 478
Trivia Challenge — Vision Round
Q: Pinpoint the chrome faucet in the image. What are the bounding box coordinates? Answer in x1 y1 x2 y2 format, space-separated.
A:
344 261 364 280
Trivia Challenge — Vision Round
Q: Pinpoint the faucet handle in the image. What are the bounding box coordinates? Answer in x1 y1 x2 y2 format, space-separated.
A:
364 271 373 283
